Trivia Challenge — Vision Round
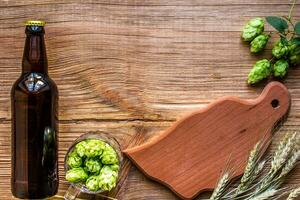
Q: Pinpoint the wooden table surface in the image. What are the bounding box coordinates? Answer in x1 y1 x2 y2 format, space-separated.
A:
0 1 300 199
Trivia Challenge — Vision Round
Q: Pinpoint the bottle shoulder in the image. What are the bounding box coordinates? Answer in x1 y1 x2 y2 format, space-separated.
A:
11 72 58 95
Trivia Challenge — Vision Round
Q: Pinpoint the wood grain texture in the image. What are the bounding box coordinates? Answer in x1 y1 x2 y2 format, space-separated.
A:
124 82 290 199
0 0 299 199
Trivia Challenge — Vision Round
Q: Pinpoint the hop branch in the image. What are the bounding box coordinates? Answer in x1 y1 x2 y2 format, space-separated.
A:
241 0 300 85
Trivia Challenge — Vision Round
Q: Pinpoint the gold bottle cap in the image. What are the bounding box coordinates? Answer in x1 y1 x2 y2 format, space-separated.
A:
24 20 45 27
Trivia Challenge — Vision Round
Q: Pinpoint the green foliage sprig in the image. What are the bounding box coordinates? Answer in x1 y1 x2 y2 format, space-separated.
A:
241 0 300 85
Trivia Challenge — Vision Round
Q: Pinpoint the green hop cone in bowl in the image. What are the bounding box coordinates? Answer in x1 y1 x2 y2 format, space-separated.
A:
98 165 119 191
101 143 119 164
242 17 264 42
86 175 100 191
66 151 82 168
250 34 269 53
75 139 105 158
85 139 106 158
84 158 102 174
66 168 88 183
75 141 88 158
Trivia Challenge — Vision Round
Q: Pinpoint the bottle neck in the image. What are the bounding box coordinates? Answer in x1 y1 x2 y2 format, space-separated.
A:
22 26 48 75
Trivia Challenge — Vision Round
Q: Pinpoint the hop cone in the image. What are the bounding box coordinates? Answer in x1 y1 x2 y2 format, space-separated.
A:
65 168 88 183
75 141 88 157
98 165 118 191
273 60 289 78
84 139 105 158
67 150 82 168
86 175 100 191
101 144 119 165
84 158 102 174
272 40 289 59
248 59 271 84
289 44 300 66
242 18 264 42
250 34 269 53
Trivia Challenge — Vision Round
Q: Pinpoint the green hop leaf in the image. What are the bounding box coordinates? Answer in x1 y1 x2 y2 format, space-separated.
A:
86 175 100 191
242 18 264 42
273 60 289 78
84 158 102 174
295 21 300 35
280 36 289 46
101 143 119 165
250 34 269 53
266 16 288 33
84 139 106 158
75 141 88 157
67 150 82 168
248 59 271 84
291 38 300 45
98 165 118 191
65 168 88 183
272 40 289 59
289 44 300 66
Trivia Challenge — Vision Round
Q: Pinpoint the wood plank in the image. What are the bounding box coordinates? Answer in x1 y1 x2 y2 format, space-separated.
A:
2 0 300 6
0 0 299 199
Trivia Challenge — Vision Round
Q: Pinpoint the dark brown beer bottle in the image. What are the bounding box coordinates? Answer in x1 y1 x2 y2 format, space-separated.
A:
11 20 58 199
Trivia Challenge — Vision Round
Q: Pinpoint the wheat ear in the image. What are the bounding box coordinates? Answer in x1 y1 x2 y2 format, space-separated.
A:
235 142 261 195
210 173 230 200
286 187 300 200
247 189 278 200
260 133 296 188
280 149 300 178
271 133 297 173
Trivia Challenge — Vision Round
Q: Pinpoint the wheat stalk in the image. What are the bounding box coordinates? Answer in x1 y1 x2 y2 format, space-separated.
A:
252 133 298 195
271 133 297 173
225 161 266 200
210 132 300 200
280 149 300 177
236 143 260 192
287 187 300 200
247 189 278 200
248 160 266 183
235 144 265 196
210 173 230 200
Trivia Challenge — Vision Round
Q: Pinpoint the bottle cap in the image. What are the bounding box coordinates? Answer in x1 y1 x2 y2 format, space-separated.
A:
24 20 45 27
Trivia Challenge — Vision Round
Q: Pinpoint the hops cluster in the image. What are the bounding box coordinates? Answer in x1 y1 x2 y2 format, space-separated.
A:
241 14 300 84
65 139 120 192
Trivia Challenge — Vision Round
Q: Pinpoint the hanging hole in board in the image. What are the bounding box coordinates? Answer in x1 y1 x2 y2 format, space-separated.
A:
271 99 280 108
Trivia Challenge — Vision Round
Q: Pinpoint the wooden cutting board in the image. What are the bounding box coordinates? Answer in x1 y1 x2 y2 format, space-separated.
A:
123 81 290 199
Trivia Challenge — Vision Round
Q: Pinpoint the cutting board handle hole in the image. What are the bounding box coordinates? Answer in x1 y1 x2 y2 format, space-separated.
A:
271 99 280 108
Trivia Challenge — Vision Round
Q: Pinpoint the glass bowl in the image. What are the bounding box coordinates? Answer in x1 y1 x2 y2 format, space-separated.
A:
63 131 123 200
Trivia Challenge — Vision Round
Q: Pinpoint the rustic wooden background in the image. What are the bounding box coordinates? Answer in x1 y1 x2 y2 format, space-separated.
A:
0 0 300 199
